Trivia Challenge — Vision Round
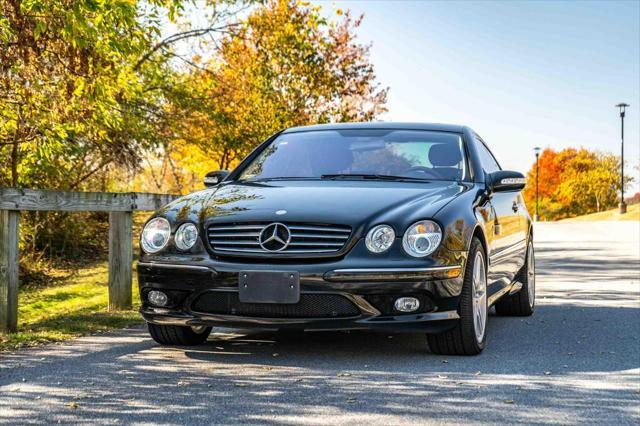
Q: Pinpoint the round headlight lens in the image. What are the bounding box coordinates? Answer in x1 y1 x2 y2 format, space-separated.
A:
175 222 199 251
365 224 396 253
140 217 171 254
402 220 442 257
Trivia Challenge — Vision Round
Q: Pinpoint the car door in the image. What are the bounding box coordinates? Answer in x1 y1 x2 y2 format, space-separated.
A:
473 136 526 295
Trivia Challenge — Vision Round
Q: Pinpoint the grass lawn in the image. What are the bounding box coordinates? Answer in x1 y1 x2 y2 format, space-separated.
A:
0 262 143 352
562 202 640 222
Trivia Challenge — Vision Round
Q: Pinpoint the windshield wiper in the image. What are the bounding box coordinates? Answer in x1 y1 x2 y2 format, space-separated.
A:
321 173 430 182
239 176 321 183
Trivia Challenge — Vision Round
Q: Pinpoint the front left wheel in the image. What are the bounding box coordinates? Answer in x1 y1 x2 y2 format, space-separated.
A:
427 237 487 356
147 323 212 346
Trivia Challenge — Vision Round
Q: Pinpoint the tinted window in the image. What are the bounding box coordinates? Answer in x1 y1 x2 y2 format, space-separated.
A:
474 136 501 173
239 130 468 182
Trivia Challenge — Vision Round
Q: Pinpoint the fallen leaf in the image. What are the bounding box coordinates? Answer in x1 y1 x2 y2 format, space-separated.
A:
337 372 352 377
503 399 514 404
544 371 551 376
437 375 448 379
272 353 279 357
442 360 449 364
234 383 248 387
346 397 357 403
68 401 78 410
474 371 481 376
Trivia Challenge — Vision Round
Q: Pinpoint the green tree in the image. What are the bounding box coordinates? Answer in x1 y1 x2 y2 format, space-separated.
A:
0 0 244 189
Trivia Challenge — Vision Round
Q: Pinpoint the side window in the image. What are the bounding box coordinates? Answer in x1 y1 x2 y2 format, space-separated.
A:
474 136 501 173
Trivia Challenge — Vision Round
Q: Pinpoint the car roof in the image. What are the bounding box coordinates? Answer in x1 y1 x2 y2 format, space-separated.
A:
282 122 466 133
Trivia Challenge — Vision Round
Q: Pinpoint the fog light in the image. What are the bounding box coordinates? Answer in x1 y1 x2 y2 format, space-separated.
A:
394 297 420 313
148 290 168 307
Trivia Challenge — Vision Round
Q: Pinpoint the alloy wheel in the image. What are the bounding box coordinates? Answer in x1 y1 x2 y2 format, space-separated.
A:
472 251 487 343
527 244 535 309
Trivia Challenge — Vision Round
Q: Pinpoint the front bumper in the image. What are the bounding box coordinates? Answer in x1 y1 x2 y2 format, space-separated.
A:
137 252 467 333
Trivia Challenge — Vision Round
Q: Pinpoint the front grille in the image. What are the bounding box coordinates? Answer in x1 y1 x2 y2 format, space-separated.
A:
192 292 361 318
207 222 352 255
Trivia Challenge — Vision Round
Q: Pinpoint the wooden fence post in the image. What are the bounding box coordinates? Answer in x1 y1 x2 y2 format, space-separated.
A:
0 210 19 333
108 211 133 311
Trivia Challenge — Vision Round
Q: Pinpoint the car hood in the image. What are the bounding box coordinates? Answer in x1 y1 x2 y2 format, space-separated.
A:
160 180 467 234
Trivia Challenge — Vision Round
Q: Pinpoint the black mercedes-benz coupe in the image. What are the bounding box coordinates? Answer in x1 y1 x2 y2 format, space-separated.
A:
137 122 534 355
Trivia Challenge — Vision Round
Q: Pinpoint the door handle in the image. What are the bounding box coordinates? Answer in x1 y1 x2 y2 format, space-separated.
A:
512 202 519 213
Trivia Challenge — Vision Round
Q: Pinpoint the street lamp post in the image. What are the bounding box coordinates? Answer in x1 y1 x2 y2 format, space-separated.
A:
534 147 541 222
616 103 629 214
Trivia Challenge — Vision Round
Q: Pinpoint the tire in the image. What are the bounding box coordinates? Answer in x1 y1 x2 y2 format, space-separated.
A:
147 323 212 346
427 237 487 356
495 239 535 317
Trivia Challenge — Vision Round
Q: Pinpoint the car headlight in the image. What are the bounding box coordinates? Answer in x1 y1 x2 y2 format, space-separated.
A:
140 217 171 254
174 222 199 251
365 224 396 253
402 220 442 257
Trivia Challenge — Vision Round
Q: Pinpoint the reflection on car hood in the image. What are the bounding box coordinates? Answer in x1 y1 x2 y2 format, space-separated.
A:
191 180 466 231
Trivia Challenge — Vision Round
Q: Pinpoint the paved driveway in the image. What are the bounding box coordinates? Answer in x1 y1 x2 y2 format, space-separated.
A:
1 221 639 425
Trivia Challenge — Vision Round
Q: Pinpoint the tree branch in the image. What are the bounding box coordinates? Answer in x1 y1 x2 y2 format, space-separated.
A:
133 24 240 71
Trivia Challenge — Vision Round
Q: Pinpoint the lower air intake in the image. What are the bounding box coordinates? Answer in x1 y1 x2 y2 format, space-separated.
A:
192 292 360 318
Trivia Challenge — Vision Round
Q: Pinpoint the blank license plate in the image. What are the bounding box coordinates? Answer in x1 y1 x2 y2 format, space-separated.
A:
238 271 300 304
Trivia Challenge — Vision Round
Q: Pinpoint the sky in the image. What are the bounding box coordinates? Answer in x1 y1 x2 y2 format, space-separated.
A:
312 0 640 190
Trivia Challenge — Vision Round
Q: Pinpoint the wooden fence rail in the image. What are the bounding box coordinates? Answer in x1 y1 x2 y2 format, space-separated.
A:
0 188 179 333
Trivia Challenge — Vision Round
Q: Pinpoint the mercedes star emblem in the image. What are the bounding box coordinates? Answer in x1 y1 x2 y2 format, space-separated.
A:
259 223 291 252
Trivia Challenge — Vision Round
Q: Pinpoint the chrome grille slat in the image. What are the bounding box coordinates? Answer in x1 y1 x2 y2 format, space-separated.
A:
210 240 260 245
290 233 349 239
215 247 338 254
207 232 260 238
208 225 265 231
288 242 344 247
288 225 350 233
208 222 351 256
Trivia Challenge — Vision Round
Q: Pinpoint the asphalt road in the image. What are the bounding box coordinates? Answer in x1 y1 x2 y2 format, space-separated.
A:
1 221 639 425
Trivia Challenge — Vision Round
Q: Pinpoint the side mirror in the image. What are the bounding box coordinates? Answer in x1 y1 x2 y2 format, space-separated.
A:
204 170 229 187
487 170 526 193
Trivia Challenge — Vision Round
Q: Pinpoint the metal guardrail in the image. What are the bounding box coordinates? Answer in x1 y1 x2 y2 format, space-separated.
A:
0 188 179 333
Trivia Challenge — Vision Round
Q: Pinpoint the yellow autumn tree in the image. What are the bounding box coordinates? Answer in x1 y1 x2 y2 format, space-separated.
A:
141 0 388 193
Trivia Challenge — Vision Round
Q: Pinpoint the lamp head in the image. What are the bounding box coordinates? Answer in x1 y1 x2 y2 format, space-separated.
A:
616 103 630 116
534 146 541 156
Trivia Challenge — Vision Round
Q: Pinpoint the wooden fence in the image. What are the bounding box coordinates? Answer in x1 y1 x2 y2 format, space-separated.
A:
0 188 178 333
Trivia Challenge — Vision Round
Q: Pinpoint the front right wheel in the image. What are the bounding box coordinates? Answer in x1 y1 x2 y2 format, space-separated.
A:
427 237 487 356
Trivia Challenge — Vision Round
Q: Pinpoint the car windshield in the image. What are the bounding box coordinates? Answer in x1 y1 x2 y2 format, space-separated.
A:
238 129 467 182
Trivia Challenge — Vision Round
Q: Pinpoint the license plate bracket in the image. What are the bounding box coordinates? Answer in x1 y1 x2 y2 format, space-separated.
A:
238 271 300 304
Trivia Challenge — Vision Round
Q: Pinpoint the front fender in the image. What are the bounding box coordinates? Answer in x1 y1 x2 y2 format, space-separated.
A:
435 185 492 253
